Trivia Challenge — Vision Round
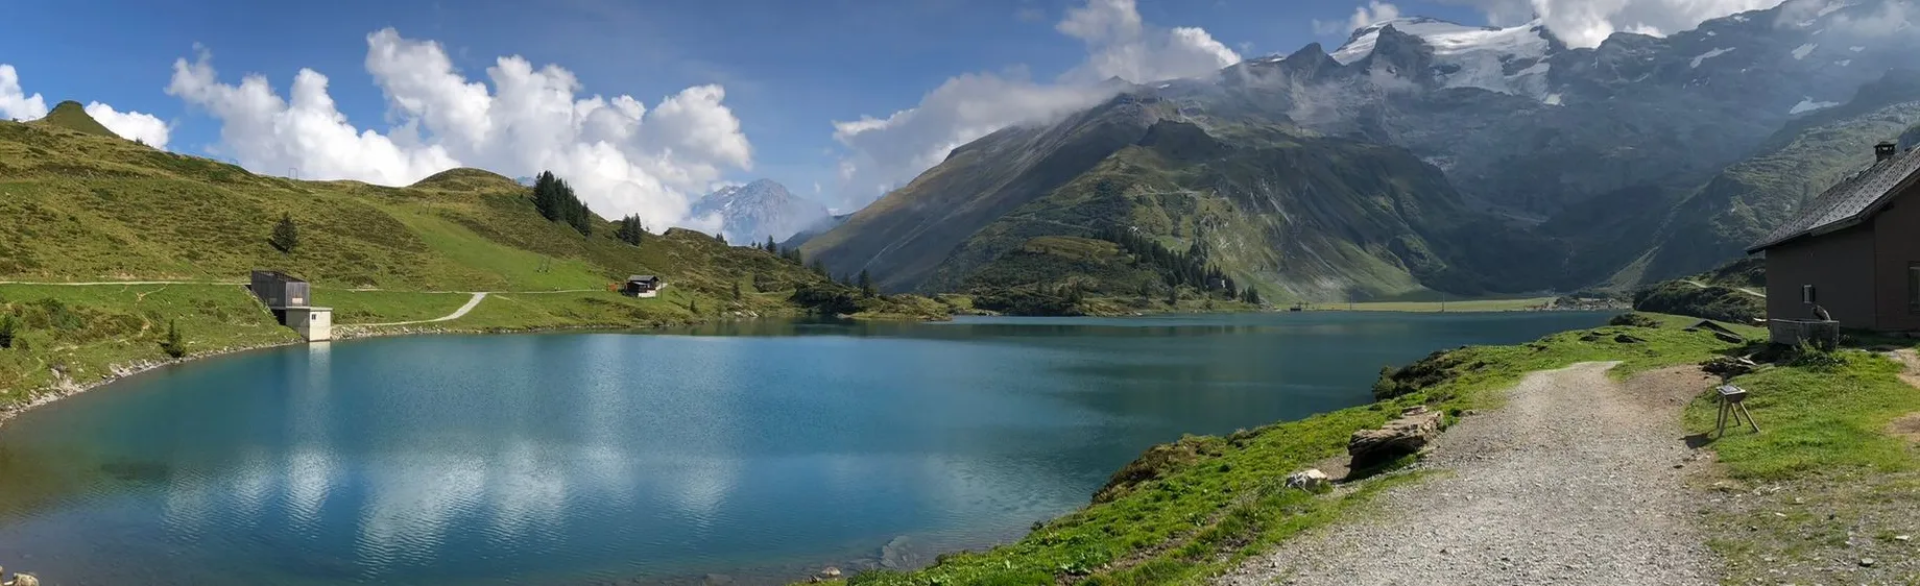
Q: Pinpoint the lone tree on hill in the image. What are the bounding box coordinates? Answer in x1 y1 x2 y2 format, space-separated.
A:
616 214 645 246
858 269 875 298
270 212 299 254
0 315 16 349
160 320 186 359
765 236 778 255
732 281 743 301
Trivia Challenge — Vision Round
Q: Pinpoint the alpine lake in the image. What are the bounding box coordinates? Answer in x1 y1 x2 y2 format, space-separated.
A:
0 311 1613 585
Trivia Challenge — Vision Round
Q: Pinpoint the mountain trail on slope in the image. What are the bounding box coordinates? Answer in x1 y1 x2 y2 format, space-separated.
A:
1215 363 1720 586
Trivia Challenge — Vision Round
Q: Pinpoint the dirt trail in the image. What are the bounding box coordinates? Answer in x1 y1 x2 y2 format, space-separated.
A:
1215 363 1719 586
357 292 489 327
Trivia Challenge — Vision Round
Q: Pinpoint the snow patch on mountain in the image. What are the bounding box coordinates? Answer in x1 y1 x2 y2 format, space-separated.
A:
1793 43 1818 59
1789 98 1841 114
1692 47 1736 68
1330 17 1555 98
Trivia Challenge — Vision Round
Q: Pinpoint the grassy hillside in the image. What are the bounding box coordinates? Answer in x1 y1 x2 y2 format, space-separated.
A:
0 107 945 408
807 98 1560 303
30 101 118 139
0 108 840 297
1624 70 1920 282
1632 257 1767 323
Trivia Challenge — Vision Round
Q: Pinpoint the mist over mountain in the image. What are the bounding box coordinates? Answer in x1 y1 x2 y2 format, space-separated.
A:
804 0 1920 301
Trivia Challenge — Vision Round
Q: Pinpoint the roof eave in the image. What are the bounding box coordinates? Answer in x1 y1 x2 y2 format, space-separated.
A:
1748 159 1920 254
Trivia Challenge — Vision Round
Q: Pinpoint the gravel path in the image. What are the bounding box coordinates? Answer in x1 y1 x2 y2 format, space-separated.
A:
358 292 490 327
1216 362 1718 586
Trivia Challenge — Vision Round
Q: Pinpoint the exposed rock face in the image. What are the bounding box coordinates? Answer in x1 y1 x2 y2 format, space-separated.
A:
0 566 40 586
1348 407 1444 470
1285 468 1332 492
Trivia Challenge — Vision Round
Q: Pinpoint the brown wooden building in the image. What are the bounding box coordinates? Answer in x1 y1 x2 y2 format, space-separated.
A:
623 275 663 297
1748 141 1920 332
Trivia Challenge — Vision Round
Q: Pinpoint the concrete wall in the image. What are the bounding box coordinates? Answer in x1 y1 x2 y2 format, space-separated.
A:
1872 184 1920 331
284 307 332 342
1766 224 1877 329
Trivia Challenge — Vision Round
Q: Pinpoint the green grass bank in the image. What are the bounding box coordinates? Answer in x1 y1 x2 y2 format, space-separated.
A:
808 314 1765 586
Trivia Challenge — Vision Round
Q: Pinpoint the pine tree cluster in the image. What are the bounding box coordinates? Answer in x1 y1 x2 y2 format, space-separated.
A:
532 171 594 236
1093 226 1240 298
616 215 645 245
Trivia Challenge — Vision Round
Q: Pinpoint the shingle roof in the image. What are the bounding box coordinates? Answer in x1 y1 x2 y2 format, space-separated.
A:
1749 146 1920 252
627 275 659 282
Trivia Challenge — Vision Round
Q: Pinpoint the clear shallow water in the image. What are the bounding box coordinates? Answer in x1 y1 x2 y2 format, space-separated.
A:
0 312 1611 585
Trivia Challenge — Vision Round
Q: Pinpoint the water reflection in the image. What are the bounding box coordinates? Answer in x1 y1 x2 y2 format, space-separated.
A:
0 312 1612 585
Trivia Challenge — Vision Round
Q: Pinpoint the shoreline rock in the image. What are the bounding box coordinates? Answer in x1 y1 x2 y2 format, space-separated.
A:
1348 406 1444 470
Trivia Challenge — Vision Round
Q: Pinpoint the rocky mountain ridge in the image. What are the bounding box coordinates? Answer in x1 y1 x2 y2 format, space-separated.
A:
805 0 1920 300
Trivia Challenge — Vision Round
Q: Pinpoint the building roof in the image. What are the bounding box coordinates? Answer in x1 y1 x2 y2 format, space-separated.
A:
627 275 660 282
251 269 307 283
1748 146 1920 253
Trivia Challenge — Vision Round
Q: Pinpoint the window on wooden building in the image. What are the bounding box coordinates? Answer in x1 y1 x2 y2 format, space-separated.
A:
1802 284 1817 305
1909 264 1920 314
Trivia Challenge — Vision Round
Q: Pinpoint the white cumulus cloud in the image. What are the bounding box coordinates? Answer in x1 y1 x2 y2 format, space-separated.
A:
167 29 754 230
1315 1 1406 36
0 64 49 121
84 102 171 148
831 0 1238 208
1441 0 1786 47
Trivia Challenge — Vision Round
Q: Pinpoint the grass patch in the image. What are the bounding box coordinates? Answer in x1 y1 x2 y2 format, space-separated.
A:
0 284 297 404
1685 346 1920 584
808 313 1751 586
1686 350 1919 479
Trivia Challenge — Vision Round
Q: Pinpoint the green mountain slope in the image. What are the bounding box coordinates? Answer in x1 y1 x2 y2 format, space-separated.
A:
29 101 117 139
1622 70 1920 283
0 110 817 297
1632 257 1766 323
804 93 1556 301
0 106 957 405
802 94 1163 293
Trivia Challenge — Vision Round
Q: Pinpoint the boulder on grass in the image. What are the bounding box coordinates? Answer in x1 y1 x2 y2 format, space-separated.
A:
1349 408 1443 470
1285 468 1331 492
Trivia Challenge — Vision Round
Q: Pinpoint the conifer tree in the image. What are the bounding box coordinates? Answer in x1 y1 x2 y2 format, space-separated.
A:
858 269 875 298
0 315 16 349
616 215 645 245
766 236 778 255
270 212 299 254
160 320 185 358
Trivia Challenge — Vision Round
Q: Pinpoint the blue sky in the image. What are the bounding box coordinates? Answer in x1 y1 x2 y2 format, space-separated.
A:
0 0 1762 225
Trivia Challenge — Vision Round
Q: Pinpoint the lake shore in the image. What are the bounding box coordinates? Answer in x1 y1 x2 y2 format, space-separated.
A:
796 313 1762 586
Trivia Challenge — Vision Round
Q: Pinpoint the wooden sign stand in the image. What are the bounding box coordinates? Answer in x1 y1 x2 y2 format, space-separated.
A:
1715 385 1760 438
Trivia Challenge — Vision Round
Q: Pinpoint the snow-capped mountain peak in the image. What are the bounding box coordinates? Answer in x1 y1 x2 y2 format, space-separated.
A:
1331 16 1559 99
690 179 830 244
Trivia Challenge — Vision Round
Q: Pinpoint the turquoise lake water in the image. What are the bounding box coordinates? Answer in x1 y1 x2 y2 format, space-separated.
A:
0 312 1612 585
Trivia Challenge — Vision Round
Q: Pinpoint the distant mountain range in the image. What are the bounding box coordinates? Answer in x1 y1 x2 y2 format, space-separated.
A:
691 179 830 245
803 0 1920 300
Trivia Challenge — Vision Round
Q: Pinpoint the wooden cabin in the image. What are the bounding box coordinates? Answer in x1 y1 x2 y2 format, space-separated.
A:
1748 141 1920 340
624 275 664 298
